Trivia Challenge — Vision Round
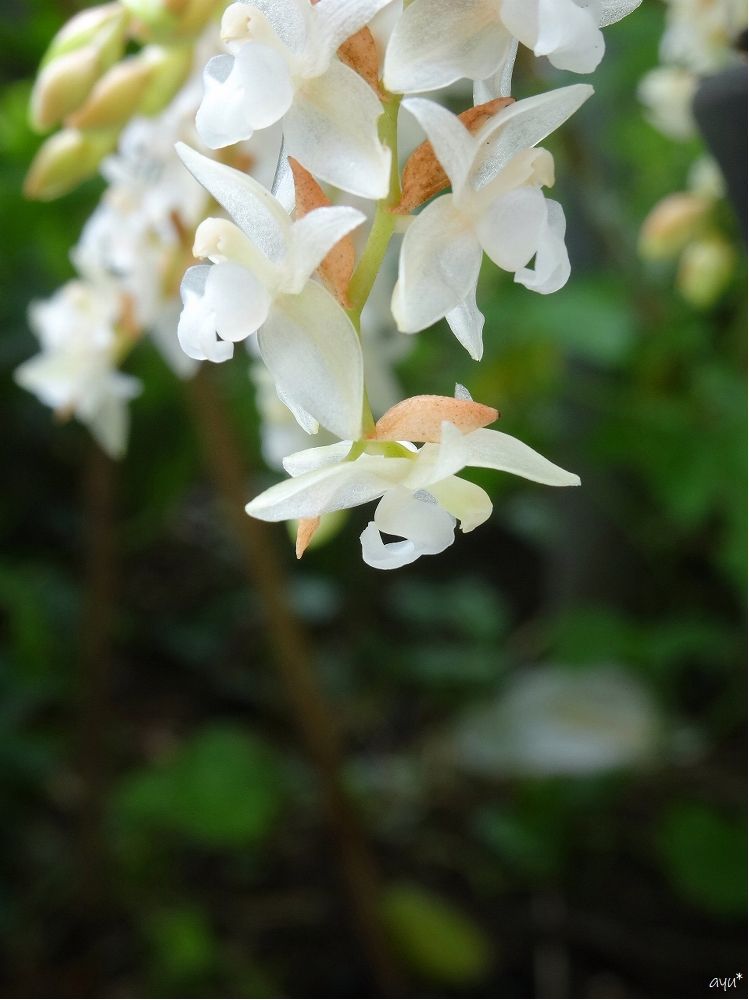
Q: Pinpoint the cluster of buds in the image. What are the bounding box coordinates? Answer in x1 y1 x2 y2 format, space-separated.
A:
25 0 222 199
20 0 644 569
637 0 746 308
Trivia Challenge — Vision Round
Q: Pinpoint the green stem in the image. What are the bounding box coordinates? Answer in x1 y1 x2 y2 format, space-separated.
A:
346 93 401 437
347 93 401 319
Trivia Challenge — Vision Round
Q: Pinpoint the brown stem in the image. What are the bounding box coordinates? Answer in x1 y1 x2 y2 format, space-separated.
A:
185 368 401 995
78 441 117 909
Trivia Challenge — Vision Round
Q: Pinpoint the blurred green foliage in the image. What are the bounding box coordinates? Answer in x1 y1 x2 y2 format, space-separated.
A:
0 1 745 996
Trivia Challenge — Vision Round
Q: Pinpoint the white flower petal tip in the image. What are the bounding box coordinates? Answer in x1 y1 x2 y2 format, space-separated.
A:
373 394 498 442
462 428 581 487
360 487 457 570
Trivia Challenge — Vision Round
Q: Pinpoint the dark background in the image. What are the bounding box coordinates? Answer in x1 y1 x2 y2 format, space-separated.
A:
1 1 746 997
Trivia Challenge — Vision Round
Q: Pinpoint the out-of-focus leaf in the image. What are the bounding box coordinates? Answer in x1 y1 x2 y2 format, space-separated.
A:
381 883 492 983
657 802 747 916
113 725 285 848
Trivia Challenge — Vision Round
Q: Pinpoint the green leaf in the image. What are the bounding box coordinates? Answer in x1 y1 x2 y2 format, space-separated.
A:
381 883 492 983
114 725 285 848
657 802 747 915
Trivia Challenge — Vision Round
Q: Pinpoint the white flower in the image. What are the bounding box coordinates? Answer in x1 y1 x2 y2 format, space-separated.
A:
391 86 592 360
246 390 580 569
175 143 367 440
638 66 697 141
15 281 141 457
660 0 747 75
195 0 394 198
384 0 642 95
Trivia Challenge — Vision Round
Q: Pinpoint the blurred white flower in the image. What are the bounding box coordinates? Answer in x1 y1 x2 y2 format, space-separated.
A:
638 65 697 141
16 282 141 457
452 665 661 777
660 0 747 74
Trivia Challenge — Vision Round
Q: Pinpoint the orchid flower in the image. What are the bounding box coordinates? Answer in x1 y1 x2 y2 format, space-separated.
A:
392 85 592 360
175 143 367 441
195 0 393 198
246 388 580 569
15 281 141 458
384 0 642 95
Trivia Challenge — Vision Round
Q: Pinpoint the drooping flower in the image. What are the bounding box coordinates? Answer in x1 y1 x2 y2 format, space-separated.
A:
15 281 141 457
195 0 394 198
391 85 592 360
384 0 642 95
175 143 367 440
246 388 580 569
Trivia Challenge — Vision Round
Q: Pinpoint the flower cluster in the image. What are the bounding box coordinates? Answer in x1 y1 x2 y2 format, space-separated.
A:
637 0 745 308
20 0 644 568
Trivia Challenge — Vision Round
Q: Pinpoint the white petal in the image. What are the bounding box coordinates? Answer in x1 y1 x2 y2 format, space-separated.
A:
428 475 493 531
208 261 272 341
469 85 593 186
384 0 511 93
597 0 641 27
514 199 571 295
462 427 581 486
284 206 366 293
85 388 132 459
313 0 397 61
283 61 390 199
401 98 474 196
276 383 319 435
501 0 605 74
176 143 290 264
257 280 364 440
178 266 235 363
476 186 547 271
195 46 294 149
473 38 517 103
445 287 485 361
246 453 412 520
404 421 470 488
361 486 456 569
236 0 311 53
392 195 482 333
283 440 354 477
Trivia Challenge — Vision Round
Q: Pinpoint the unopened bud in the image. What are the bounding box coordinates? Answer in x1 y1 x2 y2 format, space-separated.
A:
30 45 101 131
639 193 711 261
66 54 156 129
121 0 215 39
677 236 735 309
24 128 118 200
137 44 193 115
32 3 129 131
41 2 129 67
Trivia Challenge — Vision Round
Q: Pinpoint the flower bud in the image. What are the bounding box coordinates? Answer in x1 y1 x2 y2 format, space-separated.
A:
31 3 129 131
41 2 129 67
30 45 102 131
121 0 215 39
677 236 735 309
24 128 118 201
66 54 156 130
136 44 193 115
639 192 711 261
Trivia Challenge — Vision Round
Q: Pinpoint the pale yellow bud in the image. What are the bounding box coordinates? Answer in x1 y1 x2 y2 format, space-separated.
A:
66 54 156 130
32 3 130 132
639 193 711 261
30 45 102 131
137 44 193 116
24 128 118 201
677 236 736 309
42 3 129 67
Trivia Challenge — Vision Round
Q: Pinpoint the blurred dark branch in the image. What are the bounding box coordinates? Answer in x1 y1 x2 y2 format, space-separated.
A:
78 441 116 907
185 368 402 995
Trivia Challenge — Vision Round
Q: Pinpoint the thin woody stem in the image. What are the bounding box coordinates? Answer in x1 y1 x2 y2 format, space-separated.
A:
185 368 401 994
